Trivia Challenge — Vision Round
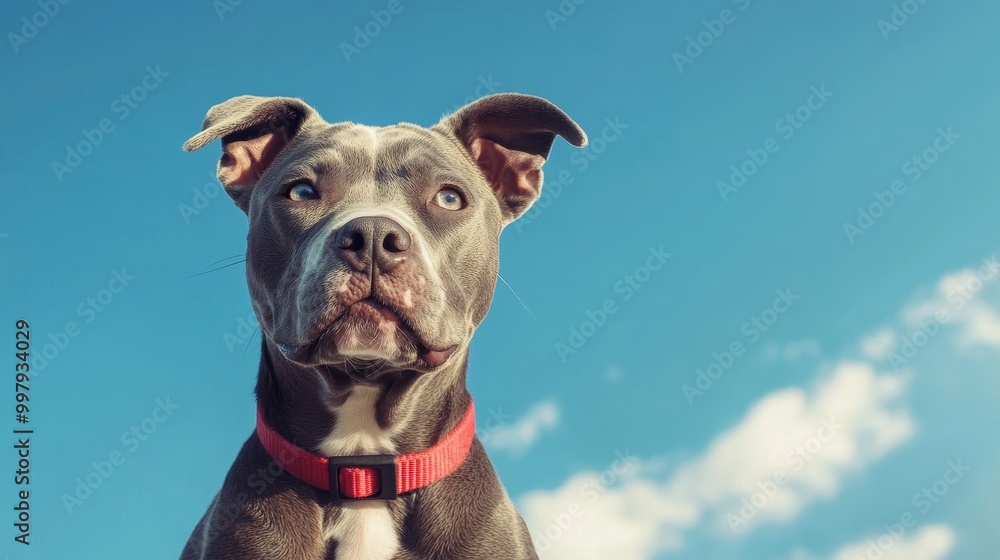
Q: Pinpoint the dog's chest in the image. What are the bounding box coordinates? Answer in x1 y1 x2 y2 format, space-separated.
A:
319 386 401 560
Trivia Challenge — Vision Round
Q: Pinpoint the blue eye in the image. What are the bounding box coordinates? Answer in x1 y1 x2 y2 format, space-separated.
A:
288 182 318 202
433 187 465 211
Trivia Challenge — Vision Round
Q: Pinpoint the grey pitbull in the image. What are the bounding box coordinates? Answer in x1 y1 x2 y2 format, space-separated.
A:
179 93 586 559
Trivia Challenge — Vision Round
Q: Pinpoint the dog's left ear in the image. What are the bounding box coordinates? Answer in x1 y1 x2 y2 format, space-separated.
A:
435 93 587 223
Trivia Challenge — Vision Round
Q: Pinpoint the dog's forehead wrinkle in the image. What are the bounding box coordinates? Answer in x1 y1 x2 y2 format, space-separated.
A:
294 147 344 175
299 123 381 178
296 124 478 204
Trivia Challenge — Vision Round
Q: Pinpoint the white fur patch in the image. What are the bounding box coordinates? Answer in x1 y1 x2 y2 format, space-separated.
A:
320 386 401 560
325 501 400 560
317 385 397 455
360 124 380 152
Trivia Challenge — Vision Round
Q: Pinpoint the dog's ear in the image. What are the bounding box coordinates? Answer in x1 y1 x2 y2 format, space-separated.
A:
183 95 320 213
435 93 587 223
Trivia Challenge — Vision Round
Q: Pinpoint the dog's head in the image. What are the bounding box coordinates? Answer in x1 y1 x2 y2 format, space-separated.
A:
184 94 586 379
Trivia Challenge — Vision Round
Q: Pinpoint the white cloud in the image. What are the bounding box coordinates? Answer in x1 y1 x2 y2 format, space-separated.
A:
764 339 821 361
860 328 897 360
520 362 914 559
829 524 955 560
520 258 999 559
522 468 687 560
954 301 1000 347
484 401 559 455
899 258 1000 350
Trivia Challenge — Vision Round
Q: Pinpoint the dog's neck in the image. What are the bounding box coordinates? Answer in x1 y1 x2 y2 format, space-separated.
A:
254 340 472 458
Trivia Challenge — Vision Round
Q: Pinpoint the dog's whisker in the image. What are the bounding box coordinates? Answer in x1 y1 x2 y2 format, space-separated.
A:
204 253 246 268
392 323 419 355
343 356 361 383
365 359 390 378
241 325 261 361
498 273 536 320
183 259 247 280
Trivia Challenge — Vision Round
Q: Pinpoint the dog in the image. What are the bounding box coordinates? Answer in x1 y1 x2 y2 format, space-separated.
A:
179 93 586 559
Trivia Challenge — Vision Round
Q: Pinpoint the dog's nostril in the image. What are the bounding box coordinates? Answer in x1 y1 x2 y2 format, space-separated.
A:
337 230 365 251
383 231 411 253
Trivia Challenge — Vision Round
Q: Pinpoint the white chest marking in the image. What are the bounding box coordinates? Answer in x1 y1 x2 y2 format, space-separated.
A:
320 386 400 560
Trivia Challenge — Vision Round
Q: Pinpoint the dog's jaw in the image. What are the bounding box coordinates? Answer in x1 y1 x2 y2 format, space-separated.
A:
255 338 473 456
254 342 474 558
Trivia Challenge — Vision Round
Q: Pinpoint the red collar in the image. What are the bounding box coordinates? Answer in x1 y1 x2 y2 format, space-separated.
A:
255 401 475 501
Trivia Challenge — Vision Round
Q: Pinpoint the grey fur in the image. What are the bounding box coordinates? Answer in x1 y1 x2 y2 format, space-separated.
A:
179 93 586 559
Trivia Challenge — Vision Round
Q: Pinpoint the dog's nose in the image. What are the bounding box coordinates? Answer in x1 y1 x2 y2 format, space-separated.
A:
334 216 412 273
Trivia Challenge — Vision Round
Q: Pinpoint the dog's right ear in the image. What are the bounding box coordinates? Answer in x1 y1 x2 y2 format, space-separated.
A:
183 96 320 213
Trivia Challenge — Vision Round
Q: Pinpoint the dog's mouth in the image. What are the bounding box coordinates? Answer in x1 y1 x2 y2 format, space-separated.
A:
276 296 457 370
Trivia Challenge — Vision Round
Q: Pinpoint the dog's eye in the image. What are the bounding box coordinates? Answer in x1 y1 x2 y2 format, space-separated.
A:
287 182 318 202
433 187 465 211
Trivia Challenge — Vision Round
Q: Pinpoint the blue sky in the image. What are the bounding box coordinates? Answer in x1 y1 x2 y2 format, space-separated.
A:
2 0 999 558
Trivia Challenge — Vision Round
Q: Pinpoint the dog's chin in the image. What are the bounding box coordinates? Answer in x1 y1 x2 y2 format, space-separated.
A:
275 300 458 373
